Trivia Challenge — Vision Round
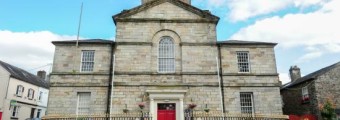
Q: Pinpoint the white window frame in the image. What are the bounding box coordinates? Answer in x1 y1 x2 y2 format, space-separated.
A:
236 51 250 73
39 91 43 101
11 106 19 117
37 109 42 118
28 89 34 100
158 36 175 73
240 92 254 114
77 92 91 114
80 50 95 72
302 86 309 99
16 85 24 97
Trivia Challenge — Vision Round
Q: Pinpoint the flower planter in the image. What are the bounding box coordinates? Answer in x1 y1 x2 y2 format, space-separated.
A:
123 109 129 113
138 102 145 110
204 108 210 113
188 103 197 109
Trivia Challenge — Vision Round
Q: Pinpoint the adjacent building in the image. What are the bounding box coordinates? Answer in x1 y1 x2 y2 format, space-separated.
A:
281 61 340 119
0 60 49 120
47 0 283 120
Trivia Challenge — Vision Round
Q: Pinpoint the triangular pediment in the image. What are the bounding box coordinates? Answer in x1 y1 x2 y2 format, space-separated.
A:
113 0 219 23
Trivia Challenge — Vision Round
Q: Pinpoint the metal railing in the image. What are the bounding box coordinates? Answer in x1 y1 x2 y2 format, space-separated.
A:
42 112 152 120
43 111 288 120
185 111 289 120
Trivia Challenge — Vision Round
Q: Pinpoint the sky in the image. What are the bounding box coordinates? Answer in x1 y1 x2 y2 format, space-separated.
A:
0 0 339 84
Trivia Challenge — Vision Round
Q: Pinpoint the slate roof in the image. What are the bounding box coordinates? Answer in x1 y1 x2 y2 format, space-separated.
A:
112 0 220 24
52 39 114 45
217 40 277 46
0 60 49 89
282 61 340 89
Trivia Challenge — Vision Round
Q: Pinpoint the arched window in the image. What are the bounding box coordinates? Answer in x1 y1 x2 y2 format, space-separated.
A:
158 36 175 73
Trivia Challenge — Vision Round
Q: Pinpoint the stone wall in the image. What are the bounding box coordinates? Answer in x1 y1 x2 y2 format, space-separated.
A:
48 43 112 114
314 64 340 117
48 87 108 114
52 44 112 73
220 45 277 74
49 75 109 86
115 22 216 43
282 63 340 118
281 82 315 115
224 87 282 114
115 21 218 73
110 86 283 114
132 2 197 19
110 86 222 113
48 0 283 116
142 0 191 5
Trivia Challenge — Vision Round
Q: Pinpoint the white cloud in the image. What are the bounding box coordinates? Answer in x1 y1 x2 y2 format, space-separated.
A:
0 30 78 74
204 0 328 22
227 0 291 21
279 73 290 84
229 0 340 61
296 51 323 63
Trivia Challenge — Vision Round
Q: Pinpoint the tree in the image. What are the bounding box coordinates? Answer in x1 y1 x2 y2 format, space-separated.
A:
320 99 336 120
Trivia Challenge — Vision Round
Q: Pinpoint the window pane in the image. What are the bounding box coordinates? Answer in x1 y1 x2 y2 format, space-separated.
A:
81 51 95 72
240 92 253 114
78 92 91 114
237 52 250 72
158 37 175 73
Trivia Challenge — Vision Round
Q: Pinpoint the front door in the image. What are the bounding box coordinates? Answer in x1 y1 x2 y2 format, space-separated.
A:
30 108 35 118
157 103 176 120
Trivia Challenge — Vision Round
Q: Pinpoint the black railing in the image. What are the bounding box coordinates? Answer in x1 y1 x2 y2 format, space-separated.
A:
42 112 152 120
184 111 289 120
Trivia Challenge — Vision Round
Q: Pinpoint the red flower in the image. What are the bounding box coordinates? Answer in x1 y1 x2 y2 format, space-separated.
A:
138 102 145 108
188 103 197 109
303 97 310 101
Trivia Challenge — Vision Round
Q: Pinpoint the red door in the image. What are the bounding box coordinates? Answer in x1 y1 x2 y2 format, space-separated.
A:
157 103 176 120
0 112 2 120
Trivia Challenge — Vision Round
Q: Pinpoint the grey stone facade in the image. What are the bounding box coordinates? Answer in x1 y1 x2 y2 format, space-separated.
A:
281 62 340 119
47 0 283 118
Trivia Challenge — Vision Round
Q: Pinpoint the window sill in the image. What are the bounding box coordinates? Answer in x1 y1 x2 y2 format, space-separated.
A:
237 72 251 74
157 72 176 75
10 117 18 119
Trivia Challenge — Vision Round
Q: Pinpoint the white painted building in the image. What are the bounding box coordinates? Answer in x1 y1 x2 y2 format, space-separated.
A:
0 60 49 120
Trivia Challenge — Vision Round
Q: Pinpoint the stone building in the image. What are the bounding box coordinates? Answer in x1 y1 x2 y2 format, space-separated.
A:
281 61 340 119
0 60 49 120
47 0 283 119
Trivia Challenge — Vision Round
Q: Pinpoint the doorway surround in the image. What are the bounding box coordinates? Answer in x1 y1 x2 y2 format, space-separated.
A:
146 90 187 120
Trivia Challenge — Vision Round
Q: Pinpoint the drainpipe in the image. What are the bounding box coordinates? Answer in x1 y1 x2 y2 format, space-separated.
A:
217 44 226 113
106 43 114 116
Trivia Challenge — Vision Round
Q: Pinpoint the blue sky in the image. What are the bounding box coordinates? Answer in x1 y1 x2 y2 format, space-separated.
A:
0 0 339 84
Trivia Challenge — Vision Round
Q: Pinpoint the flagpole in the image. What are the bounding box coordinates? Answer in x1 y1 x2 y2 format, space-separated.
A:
74 4 83 118
76 2 83 47
73 2 83 72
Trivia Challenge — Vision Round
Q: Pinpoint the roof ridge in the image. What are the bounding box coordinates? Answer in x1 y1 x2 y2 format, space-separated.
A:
281 61 340 89
0 60 49 88
217 40 277 45
112 0 219 23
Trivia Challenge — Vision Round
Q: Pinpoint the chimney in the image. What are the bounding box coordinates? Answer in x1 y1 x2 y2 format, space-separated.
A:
289 66 301 82
142 0 191 5
37 70 46 80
